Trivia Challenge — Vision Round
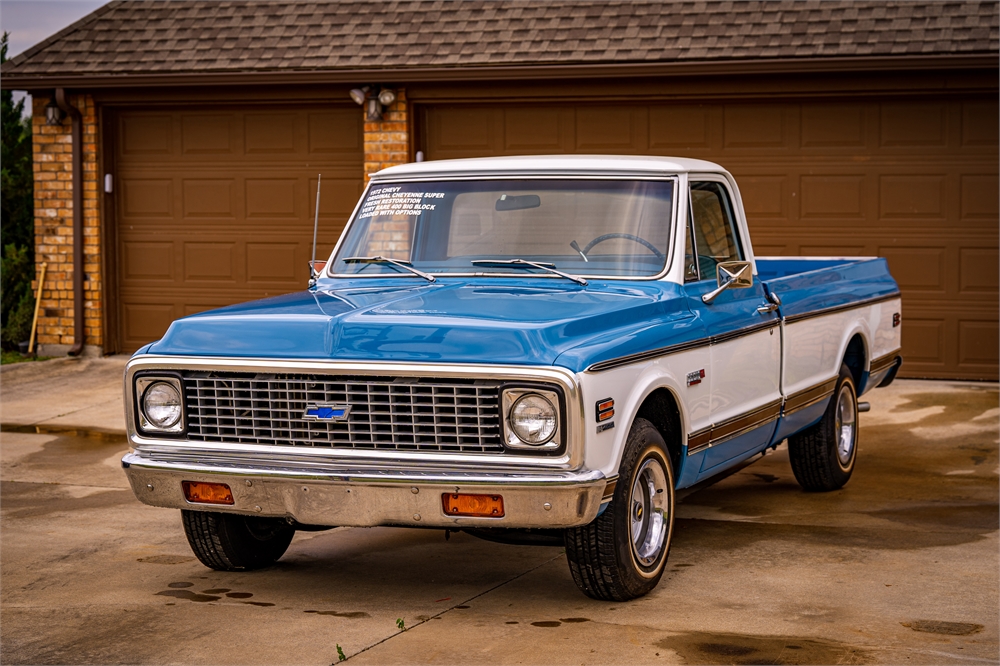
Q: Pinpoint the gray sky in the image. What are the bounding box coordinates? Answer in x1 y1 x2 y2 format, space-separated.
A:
1 0 108 113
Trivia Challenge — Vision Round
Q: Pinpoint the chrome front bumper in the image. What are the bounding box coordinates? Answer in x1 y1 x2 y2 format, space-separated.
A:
122 452 611 529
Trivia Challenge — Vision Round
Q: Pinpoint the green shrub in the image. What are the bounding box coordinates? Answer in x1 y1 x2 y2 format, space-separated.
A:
0 244 34 349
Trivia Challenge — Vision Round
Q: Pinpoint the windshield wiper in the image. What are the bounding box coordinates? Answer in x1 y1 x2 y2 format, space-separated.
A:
343 256 436 282
471 259 588 286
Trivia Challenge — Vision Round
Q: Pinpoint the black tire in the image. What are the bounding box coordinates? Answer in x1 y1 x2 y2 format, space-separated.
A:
788 364 859 492
181 510 295 571
565 417 675 601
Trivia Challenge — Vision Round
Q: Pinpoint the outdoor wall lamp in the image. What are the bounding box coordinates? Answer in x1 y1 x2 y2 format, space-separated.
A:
349 85 397 121
45 98 66 125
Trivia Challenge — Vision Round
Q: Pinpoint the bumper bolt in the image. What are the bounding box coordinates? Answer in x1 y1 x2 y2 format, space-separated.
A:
413 513 421 521
254 505 262 513
245 480 253 488
411 487 419 494
146 484 154 491
543 502 552 511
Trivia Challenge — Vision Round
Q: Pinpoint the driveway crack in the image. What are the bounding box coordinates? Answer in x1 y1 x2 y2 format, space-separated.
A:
341 551 564 662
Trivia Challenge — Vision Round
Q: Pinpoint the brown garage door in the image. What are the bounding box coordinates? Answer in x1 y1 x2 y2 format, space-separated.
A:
113 105 363 352
419 99 999 380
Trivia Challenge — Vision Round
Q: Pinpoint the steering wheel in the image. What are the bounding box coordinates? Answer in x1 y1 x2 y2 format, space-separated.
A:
577 233 665 261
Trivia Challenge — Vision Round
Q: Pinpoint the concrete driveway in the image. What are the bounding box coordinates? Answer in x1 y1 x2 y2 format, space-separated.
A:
1 358 996 664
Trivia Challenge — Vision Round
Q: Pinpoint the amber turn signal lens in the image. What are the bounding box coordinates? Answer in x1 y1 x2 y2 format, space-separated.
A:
183 481 235 505
441 493 504 517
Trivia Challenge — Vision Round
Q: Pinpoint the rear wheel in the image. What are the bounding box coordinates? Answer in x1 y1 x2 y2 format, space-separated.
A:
788 364 858 492
565 418 675 601
181 510 294 571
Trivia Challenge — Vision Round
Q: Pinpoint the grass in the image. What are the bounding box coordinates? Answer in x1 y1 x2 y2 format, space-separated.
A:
1 350 52 365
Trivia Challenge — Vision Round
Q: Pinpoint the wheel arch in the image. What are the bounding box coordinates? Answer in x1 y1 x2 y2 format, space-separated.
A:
842 332 868 388
633 387 685 478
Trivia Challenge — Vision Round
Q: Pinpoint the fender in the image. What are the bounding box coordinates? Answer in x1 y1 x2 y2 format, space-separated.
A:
579 355 700 483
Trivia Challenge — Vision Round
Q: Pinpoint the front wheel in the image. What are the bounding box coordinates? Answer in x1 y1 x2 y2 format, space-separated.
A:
788 364 858 492
565 418 675 601
181 510 295 571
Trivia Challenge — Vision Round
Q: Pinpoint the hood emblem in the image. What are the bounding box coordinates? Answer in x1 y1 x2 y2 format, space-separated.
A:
302 404 351 421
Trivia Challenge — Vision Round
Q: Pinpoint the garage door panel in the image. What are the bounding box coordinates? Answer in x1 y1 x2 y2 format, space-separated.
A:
308 110 363 154
733 175 787 220
959 320 1000 367
245 178 299 218
122 242 174 281
182 179 236 218
799 175 867 221
116 104 363 352
428 107 496 158
183 242 236 282
880 102 948 148
801 103 867 148
245 113 299 154
247 243 300 284
122 303 177 348
575 107 643 152
879 175 947 220
878 246 947 294
960 174 999 221
181 114 234 154
723 104 789 149
121 114 172 155
959 248 999 294
962 101 1000 147
902 318 946 367
504 107 571 153
121 179 173 218
649 104 715 151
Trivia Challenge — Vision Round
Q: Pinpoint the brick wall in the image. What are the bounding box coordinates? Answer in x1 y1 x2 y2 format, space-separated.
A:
31 94 101 355
363 88 409 181
361 89 414 258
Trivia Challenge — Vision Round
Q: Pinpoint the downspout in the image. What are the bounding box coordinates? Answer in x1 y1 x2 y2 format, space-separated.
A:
54 89 85 356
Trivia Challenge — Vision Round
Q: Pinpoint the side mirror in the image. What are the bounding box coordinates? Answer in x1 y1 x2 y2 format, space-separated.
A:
701 260 753 304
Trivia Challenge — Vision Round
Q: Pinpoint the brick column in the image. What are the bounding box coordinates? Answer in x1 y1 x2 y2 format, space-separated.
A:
31 94 102 356
363 88 409 181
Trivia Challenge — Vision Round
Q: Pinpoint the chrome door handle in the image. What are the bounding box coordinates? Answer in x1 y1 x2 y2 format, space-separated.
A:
756 303 779 315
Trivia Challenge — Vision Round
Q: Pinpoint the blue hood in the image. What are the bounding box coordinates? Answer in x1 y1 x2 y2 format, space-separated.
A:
147 278 698 372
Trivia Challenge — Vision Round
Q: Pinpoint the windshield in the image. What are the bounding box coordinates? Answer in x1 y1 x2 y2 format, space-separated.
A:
330 179 675 279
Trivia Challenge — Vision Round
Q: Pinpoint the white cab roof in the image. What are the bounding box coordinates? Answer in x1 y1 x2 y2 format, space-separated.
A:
371 155 727 180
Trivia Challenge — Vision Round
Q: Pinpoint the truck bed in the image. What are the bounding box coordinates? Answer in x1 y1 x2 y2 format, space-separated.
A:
756 256 900 321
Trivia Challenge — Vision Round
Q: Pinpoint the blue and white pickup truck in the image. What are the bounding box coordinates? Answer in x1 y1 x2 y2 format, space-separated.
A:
122 156 902 601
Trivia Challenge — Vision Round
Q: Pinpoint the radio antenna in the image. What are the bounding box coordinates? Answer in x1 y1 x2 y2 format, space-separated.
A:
309 174 322 286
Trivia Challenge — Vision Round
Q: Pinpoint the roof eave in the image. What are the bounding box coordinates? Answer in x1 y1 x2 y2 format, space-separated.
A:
3 53 997 92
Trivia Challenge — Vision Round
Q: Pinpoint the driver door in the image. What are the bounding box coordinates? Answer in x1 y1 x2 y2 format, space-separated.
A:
684 179 781 478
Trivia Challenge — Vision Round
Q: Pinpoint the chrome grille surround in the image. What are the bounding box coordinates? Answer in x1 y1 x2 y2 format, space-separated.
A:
125 356 583 470
183 371 503 453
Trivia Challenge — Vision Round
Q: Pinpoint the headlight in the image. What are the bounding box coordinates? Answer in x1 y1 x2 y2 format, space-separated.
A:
502 388 561 450
136 376 184 433
510 394 556 444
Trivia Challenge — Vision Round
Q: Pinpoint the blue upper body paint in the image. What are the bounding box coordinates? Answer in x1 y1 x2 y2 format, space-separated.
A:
144 258 899 374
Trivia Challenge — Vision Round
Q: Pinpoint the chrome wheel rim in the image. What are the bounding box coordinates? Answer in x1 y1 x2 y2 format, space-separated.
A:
629 456 670 568
835 384 857 467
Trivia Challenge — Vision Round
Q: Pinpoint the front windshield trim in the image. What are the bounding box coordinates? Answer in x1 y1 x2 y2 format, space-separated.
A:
322 175 679 283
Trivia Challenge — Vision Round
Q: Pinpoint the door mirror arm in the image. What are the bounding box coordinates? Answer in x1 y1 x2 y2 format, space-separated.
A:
701 261 753 304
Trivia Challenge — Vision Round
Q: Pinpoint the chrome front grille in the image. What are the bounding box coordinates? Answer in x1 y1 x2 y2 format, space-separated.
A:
182 372 503 453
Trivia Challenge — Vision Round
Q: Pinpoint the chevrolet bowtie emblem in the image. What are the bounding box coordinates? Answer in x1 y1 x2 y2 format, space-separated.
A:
302 404 351 421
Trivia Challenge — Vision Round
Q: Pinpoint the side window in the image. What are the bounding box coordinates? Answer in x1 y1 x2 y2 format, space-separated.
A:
689 181 743 278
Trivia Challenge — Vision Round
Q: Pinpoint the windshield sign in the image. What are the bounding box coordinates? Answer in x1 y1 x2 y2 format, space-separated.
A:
331 179 674 279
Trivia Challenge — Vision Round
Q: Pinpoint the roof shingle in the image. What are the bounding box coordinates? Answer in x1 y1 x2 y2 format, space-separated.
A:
3 0 997 79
